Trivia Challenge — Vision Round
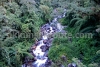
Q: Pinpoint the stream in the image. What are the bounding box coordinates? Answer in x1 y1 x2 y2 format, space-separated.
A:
22 9 67 67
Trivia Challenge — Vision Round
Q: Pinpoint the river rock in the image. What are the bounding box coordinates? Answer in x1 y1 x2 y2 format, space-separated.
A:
68 63 77 67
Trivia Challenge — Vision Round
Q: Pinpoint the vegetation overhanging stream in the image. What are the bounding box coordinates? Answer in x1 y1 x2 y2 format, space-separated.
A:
0 0 100 67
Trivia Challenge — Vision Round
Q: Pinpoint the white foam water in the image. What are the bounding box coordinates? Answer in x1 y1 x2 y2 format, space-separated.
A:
34 57 48 67
56 23 64 32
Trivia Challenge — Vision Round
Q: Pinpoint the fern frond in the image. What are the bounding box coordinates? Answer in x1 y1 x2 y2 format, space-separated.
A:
69 18 81 27
80 26 95 33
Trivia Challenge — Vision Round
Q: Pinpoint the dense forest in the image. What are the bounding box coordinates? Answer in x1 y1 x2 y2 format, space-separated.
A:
0 0 100 67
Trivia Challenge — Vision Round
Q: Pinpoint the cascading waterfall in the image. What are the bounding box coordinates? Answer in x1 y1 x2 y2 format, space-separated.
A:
22 9 67 67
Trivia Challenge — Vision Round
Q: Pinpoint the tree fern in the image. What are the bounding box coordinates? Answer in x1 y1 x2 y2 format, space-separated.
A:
69 18 81 27
68 18 86 33
80 26 95 33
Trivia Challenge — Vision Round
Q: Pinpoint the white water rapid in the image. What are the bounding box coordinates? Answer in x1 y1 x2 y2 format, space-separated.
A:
22 9 67 67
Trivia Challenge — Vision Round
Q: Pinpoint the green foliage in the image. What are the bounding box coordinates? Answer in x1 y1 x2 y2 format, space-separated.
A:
0 0 100 67
74 38 98 64
49 35 99 65
49 12 100 65
88 63 99 67
0 40 33 67
48 36 76 65
72 57 87 67
21 23 31 33
0 1 48 66
39 5 52 21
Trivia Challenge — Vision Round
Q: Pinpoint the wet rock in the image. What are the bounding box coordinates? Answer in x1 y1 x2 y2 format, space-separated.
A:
40 45 49 52
22 57 35 67
43 40 48 44
35 41 40 46
45 60 52 67
72 63 77 67
45 39 53 47
61 55 67 61
44 51 48 57
31 45 37 50
61 65 65 67
68 63 74 67
68 63 77 67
